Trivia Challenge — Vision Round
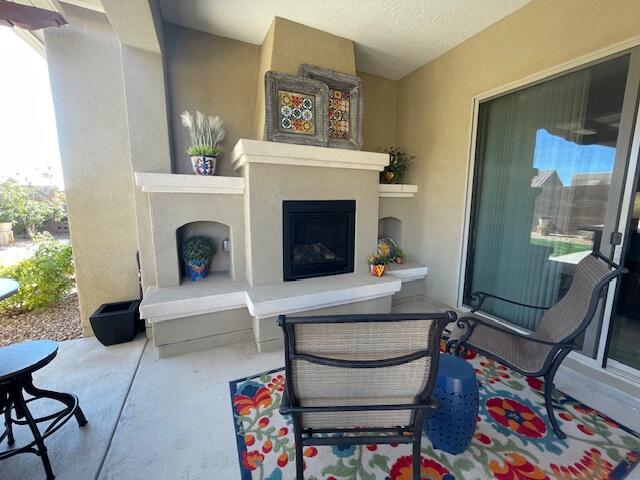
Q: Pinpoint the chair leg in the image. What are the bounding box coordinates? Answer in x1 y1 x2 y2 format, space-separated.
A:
412 436 422 480
543 348 571 439
543 373 566 439
4 403 14 445
293 417 304 480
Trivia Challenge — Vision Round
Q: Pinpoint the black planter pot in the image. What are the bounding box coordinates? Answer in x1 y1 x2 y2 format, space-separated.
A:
90 299 141 346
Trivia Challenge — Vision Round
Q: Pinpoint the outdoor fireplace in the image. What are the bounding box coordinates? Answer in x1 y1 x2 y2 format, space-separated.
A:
283 200 355 281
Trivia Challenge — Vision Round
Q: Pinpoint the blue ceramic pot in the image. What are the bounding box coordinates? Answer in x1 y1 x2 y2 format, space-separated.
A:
190 155 217 175
185 259 210 281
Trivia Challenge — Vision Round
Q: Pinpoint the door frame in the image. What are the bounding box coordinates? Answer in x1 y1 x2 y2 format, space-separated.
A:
596 81 640 371
457 36 640 384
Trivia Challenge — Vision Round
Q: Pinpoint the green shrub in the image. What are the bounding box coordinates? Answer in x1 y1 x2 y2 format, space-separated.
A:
0 233 74 314
0 179 64 238
182 236 215 263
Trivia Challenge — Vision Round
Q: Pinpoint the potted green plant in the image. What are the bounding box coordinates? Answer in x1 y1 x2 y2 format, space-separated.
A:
183 236 215 281
368 254 389 277
380 147 414 184
394 246 407 264
181 110 226 175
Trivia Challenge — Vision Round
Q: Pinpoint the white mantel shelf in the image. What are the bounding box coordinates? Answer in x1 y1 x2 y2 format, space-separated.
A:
135 172 245 195
231 139 390 172
379 184 418 198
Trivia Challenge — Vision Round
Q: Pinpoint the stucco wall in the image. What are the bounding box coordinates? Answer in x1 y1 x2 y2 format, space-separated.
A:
243 163 379 286
253 17 356 139
44 6 141 334
269 17 356 75
164 24 260 176
121 45 172 290
359 72 397 151
147 192 246 287
395 0 640 307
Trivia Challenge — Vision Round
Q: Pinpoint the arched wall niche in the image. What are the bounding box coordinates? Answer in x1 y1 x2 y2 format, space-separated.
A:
176 221 231 282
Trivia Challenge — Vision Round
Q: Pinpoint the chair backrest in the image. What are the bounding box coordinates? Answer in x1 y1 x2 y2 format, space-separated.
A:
280 313 453 430
534 253 625 344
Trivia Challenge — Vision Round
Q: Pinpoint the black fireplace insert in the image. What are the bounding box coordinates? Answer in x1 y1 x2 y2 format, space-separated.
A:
283 200 355 281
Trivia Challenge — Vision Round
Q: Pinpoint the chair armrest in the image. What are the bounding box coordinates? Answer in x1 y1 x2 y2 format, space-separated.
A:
463 316 566 347
469 291 551 313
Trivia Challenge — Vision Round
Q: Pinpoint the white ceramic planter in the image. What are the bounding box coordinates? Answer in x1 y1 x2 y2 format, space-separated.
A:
190 155 218 175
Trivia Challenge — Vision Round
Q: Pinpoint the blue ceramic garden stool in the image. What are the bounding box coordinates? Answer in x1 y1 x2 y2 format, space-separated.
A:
425 353 479 454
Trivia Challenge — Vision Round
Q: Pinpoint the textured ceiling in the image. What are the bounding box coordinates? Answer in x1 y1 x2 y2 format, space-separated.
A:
159 0 531 80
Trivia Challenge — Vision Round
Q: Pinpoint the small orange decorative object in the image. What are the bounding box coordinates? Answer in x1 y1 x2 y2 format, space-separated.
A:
371 264 386 277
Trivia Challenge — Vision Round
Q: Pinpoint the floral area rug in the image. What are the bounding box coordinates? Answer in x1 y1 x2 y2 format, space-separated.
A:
229 348 640 479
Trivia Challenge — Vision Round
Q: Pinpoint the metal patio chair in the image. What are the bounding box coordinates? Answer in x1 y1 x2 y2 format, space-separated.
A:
447 252 626 439
278 312 456 480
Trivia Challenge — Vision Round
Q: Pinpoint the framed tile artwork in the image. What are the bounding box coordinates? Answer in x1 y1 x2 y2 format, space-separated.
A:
264 71 329 147
298 64 364 150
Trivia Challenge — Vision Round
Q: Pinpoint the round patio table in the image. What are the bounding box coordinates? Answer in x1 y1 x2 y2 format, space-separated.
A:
0 340 88 479
0 278 19 301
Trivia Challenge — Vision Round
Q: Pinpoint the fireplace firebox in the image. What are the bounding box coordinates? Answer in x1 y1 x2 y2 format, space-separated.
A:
283 200 355 281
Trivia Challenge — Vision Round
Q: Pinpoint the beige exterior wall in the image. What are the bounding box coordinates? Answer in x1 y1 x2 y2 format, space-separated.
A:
44 6 141 334
253 20 277 140
269 17 356 75
121 45 172 290
146 192 246 287
253 17 356 139
358 72 397 151
395 0 640 307
164 24 260 176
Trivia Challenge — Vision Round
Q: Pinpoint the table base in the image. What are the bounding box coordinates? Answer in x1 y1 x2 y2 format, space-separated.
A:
0 374 87 479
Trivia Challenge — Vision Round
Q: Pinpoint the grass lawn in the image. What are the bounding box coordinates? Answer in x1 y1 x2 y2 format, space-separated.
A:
531 237 592 257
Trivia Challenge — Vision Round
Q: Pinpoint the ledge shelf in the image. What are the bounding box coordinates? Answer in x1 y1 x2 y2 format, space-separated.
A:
135 172 245 195
386 261 428 282
379 184 418 198
231 139 390 172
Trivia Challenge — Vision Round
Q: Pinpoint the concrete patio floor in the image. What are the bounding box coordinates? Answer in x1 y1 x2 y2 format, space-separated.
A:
1 298 640 479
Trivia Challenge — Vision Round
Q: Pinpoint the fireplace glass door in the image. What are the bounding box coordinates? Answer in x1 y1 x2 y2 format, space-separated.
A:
283 200 355 281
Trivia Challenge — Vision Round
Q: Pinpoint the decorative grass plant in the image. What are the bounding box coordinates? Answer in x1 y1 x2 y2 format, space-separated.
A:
181 111 226 157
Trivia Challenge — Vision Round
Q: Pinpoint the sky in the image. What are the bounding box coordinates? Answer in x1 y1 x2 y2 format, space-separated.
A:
0 28 64 189
533 128 616 186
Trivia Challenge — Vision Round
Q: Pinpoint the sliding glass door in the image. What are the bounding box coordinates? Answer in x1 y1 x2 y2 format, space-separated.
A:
606 171 640 370
464 49 640 366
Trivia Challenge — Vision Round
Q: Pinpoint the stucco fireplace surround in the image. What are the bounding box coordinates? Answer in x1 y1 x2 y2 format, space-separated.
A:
135 139 427 356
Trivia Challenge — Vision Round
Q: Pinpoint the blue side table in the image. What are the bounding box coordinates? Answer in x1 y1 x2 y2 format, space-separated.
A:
425 353 479 454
